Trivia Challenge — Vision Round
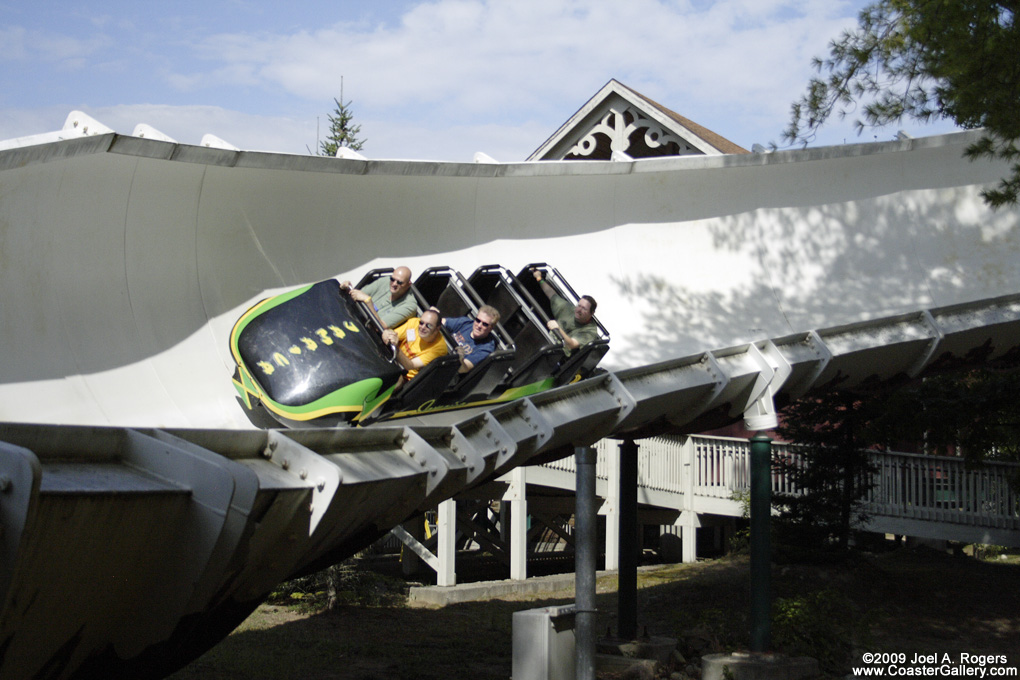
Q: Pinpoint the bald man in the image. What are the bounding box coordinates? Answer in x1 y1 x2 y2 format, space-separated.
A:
342 266 416 328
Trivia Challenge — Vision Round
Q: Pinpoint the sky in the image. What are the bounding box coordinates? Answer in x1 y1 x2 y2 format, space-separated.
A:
0 0 963 162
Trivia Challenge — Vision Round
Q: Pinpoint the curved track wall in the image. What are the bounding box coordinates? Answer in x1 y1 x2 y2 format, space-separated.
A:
3 129 1020 679
1 131 1018 427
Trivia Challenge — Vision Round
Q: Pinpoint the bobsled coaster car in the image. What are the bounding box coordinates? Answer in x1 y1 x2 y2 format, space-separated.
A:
231 264 610 427
230 280 403 427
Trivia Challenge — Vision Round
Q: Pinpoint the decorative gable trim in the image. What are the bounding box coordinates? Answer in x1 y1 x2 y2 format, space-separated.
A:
528 79 748 161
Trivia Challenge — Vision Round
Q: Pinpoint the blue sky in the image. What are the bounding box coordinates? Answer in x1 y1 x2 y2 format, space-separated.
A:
0 0 962 161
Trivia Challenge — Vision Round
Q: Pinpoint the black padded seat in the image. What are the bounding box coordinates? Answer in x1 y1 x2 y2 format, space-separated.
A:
364 353 463 422
439 348 517 404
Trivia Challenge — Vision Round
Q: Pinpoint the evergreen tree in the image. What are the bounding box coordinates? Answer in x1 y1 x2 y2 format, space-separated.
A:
785 0 1020 207
319 98 365 157
773 367 1020 553
874 367 1020 463
773 390 881 552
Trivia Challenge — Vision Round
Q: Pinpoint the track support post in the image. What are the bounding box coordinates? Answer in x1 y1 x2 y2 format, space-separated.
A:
574 445 597 680
749 433 772 652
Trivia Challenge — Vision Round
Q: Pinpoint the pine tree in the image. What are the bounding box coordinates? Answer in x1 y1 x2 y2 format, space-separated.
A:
773 390 880 552
319 98 365 157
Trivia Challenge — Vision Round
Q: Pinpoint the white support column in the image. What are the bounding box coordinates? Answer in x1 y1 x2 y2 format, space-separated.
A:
601 441 621 571
504 467 528 581
676 511 701 564
437 499 457 586
678 436 700 563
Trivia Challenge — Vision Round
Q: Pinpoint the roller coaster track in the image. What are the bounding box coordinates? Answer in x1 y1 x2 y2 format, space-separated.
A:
2 126 1020 678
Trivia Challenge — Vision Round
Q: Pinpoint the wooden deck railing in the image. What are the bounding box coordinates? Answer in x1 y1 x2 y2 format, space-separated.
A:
541 436 1020 532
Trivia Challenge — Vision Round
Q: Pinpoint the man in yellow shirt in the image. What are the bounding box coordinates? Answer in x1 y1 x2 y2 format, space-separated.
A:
382 308 448 381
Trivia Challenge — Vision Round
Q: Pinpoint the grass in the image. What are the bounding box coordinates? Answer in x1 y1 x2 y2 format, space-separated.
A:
168 545 1020 680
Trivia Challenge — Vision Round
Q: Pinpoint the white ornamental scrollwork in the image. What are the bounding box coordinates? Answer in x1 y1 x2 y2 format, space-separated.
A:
567 105 687 158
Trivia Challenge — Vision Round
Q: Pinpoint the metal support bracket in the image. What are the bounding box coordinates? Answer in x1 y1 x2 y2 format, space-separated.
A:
740 341 792 431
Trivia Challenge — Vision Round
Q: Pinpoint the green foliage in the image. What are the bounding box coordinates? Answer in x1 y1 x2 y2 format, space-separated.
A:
785 0 1020 207
772 589 870 674
874 368 1020 463
728 491 751 554
773 369 1020 553
268 558 405 610
319 97 365 156
774 390 880 551
680 607 747 654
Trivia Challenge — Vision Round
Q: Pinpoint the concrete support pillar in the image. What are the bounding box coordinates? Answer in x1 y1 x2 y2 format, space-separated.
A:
679 436 699 563
676 510 700 564
575 446 597 680
506 466 528 581
602 442 621 570
436 499 457 587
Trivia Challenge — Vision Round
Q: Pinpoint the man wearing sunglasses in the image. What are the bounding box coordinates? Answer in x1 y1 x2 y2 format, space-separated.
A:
382 308 448 381
444 305 501 373
341 266 416 328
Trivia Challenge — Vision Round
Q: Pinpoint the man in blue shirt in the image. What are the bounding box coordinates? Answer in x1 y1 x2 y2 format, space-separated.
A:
444 305 500 373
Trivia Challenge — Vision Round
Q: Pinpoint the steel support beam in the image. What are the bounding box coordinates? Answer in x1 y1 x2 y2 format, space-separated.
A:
618 439 639 641
574 445 597 680
749 434 773 652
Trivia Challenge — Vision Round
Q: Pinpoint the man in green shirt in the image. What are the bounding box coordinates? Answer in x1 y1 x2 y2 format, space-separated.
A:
532 269 599 356
341 266 417 328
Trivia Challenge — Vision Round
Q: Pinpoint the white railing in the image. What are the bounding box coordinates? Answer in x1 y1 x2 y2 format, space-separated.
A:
865 450 1020 529
539 436 1020 532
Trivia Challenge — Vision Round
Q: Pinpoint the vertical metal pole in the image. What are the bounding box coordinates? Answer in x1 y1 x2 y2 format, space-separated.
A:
401 517 424 577
618 439 638 641
749 434 772 652
575 446 597 680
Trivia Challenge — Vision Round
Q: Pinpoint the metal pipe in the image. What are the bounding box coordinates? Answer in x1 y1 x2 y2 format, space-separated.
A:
575 445 597 680
749 434 772 652
618 439 638 640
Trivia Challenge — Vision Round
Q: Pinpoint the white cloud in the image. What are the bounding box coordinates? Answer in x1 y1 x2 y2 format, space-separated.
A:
0 25 112 65
168 0 863 125
0 0 962 161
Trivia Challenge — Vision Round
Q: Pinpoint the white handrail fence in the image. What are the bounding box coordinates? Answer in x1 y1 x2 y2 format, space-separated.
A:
542 436 1020 534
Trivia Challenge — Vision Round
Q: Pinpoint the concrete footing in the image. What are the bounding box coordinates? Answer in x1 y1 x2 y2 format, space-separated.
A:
596 653 659 677
597 635 678 665
701 652 819 680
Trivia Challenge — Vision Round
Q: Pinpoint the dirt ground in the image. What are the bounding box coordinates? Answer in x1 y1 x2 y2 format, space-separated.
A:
168 546 1020 680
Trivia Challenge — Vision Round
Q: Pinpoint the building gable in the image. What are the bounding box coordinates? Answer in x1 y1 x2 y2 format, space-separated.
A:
528 79 748 161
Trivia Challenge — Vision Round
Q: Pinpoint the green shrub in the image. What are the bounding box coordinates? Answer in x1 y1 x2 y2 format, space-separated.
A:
772 589 869 674
268 558 407 610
